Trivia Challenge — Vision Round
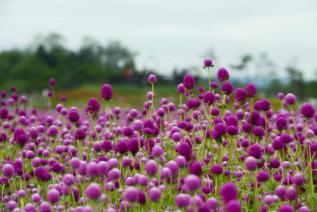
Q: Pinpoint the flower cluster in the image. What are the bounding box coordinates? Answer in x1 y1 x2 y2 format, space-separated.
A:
0 59 316 211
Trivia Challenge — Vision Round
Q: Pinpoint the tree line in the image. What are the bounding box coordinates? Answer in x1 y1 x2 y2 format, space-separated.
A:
0 33 316 99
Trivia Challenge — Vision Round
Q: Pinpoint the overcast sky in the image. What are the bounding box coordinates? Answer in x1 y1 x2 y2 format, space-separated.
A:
0 0 316 78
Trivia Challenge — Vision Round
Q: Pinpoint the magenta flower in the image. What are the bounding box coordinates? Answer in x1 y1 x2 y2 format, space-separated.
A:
85 183 101 200
147 74 157 84
183 74 195 90
217 68 229 81
100 83 113 101
203 58 214 68
220 182 238 203
85 97 100 117
300 103 315 118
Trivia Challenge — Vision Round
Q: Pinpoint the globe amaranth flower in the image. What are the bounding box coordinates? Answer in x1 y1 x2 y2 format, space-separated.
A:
257 170 270 182
85 183 102 200
48 78 57 87
203 58 214 68
175 193 191 208
276 116 288 131
145 160 158 176
244 83 257 97
217 68 229 82
2 164 15 177
300 102 315 118
285 186 297 200
100 83 113 101
67 107 80 123
203 91 215 105
47 189 60 203
177 83 186 94
284 93 296 106
244 156 257 171
176 141 192 159
183 74 195 90
34 167 52 181
220 182 238 203
221 81 234 95
255 98 271 111
225 200 242 212
247 143 263 158
13 128 29 145
62 174 75 186
189 161 202 176
210 164 223 175
85 97 100 117
149 187 161 202
291 173 305 186
186 98 200 109
184 174 201 191
235 88 247 102
147 74 157 84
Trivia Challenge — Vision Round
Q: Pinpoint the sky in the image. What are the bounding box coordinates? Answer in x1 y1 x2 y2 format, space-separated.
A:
0 0 316 78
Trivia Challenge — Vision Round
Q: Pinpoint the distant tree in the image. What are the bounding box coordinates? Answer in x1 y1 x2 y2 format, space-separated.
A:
286 65 305 98
230 54 253 71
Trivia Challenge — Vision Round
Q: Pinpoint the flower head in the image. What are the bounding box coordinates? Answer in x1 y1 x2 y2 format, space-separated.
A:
85 183 101 200
217 68 229 81
100 84 113 101
203 58 214 68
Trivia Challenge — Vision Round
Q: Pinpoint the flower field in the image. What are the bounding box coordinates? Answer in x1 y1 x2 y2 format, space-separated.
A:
0 58 316 212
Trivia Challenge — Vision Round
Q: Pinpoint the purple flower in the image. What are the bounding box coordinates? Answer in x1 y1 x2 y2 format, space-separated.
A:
257 170 270 182
85 183 101 200
247 143 263 158
221 81 234 95
244 83 257 97
145 160 158 176
47 189 60 203
220 182 238 203
285 186 297 200
284 93 296 106
177 83 186 94
24 203 36 212
217 68 229 82
183 74 195 90
184 174 201 191
13 128 29 145
235 88 247 102
175 194 190 207
176 141 192 159
210 164 223 175
189 161 202 176
300 103 315 118
147 74 157 84
203 91 215 105
245 156 257 171
149 187 161 202
291 173 305 186
124 187 139 202
100 83 113 101
276 116 288 131
49 78 57 87
278 204 294 212
85 97 100 117
34 167 52 181
39 202 51 212
225 200 242 212
203 58 214 68
62 174 75 186
2 164 15 177
67 107 80 123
